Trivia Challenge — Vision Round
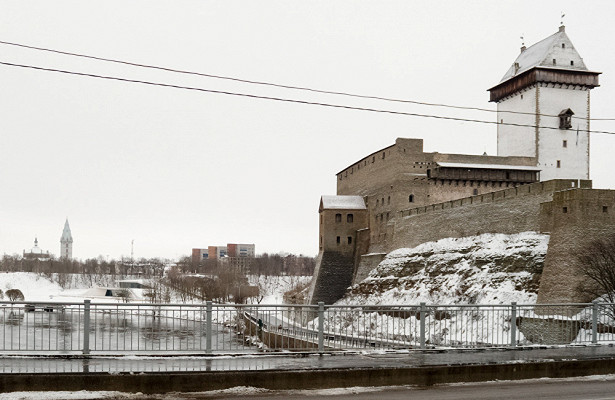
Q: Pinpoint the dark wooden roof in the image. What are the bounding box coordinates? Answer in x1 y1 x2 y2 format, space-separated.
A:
488 67 600 103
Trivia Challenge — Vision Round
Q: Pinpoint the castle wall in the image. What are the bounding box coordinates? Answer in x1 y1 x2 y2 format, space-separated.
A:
349 178 615 305
537 189 615 304
354 253 386 284
386 180 579 253
336 137 538 250
353 228 372 281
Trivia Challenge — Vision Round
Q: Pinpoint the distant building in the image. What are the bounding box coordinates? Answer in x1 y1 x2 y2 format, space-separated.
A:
227 244 256 258
191 243 256 271
60 219 73 259
23 237 51 261
192 248 209 262
208 245 228 259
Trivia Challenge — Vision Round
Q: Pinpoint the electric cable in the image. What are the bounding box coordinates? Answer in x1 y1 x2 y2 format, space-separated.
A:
0 39 611 121
1 60 614 135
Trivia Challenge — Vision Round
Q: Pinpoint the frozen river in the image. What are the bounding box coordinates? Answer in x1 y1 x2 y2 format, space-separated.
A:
0 305 253 354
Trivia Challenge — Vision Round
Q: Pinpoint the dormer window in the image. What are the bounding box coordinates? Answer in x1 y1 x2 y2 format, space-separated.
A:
559 108 574 129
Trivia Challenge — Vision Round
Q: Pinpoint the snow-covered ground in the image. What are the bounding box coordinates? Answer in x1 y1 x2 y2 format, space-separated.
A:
0 272 71 302
0 272 311 305
339 232 549 306
249 275 311 304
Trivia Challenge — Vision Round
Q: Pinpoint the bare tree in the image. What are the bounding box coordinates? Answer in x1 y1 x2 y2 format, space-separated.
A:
578 235 615 306
6 289 24 301
115 289 132 303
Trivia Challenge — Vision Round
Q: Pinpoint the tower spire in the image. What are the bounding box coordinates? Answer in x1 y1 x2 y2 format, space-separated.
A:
60 218 73 259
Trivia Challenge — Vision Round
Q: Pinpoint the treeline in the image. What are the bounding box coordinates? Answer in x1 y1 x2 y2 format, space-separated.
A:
0 252 315 278
165 266 254 303
0 254 167 280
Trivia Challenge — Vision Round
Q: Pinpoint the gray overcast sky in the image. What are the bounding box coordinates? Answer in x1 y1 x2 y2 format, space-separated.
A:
1 1 614 260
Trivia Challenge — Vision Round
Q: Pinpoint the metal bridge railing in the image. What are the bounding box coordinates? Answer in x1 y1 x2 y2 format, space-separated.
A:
0 300 613 355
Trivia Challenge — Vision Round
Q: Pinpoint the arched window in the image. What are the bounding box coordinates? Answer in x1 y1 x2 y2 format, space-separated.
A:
409 194 414 203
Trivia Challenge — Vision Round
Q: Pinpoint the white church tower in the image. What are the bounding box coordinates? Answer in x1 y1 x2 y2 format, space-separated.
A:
60 219 73 259
489 25 600 181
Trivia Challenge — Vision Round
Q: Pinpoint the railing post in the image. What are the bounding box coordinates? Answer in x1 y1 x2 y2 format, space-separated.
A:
419 302 426 349
83 300 91 355
318 302 324 353
592 301 599 344
206 301 212 354
510 302 517 347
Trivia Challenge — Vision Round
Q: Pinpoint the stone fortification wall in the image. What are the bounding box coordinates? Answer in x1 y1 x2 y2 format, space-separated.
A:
354 253 385 284
353 229 372 280
386 180 580 253
537 189 615 304
351 180 580 285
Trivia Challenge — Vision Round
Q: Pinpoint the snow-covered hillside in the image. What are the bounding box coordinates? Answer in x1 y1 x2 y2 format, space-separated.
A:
339 232 549 306
0 272 65 301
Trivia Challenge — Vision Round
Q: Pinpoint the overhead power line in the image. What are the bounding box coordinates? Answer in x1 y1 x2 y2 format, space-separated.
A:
1 60 614 136
0 39 612 121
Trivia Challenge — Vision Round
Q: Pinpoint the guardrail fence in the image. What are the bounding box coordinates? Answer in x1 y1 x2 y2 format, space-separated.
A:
0 300 613 355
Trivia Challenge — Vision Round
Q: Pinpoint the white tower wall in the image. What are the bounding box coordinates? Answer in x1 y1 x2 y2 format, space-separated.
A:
497 85 590 181
497 89 538 158
536 85 590 181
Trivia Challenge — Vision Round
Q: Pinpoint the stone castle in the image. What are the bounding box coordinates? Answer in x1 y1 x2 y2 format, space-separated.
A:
308 26 614 305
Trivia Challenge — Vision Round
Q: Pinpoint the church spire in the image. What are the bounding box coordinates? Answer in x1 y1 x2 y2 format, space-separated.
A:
61 219 73 242
60 219 73 259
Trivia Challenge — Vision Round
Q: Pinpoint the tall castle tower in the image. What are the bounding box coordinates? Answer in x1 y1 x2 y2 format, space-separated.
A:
489 26 600 181
60 219 73 259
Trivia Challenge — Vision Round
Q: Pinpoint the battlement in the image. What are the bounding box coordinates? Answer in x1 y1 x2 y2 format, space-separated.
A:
399 179 590 218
